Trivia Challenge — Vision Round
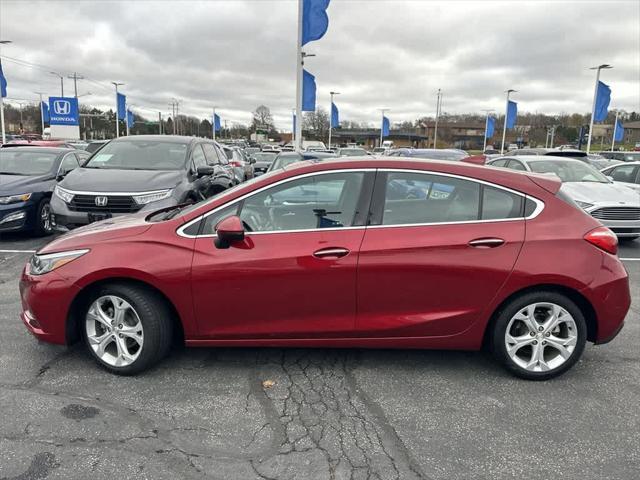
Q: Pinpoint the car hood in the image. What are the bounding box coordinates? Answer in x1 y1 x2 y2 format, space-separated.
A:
39 212 152 254
60 168 184 193
0 174 54 195
561 181 640 206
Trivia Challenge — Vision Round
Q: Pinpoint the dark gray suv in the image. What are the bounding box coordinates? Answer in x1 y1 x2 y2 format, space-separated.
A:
50 135 235 230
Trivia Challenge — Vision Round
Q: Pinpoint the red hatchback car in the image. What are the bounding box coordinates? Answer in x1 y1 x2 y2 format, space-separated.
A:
19 158 630 380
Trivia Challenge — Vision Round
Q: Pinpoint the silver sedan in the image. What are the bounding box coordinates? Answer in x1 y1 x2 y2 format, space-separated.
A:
487 155 640 241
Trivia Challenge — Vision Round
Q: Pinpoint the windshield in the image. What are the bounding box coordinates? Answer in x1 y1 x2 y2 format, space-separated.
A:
339 149 367 156
622 153 640 162
270 154 303 171
529 160 609 183
84 140 188 170
0 150 59 175
253 153 277 163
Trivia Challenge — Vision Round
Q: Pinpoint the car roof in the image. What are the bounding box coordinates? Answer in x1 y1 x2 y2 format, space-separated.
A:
603 161 640 168
0 146 72 154
110 135 195 144
499 155 586 163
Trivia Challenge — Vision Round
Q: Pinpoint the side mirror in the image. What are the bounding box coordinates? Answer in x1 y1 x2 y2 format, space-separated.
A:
196 166 215 177
56 169 72 181
214 215 245 249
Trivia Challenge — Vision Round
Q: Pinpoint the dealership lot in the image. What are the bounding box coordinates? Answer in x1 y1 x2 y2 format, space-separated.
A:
0 234 638 480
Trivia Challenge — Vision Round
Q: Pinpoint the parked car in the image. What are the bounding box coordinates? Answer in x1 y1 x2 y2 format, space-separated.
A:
84 140 110 154
487 155 640 240
243 147 261 157
508 147 618 170
601 162 640 193
261 144 280 153
21 158 630 379
2 140 76 148
1 147 88 235
50 135 234 231
251 152 278 176
222 145 254 183
388 148 469 161
598 151 640 163
267 151 337 172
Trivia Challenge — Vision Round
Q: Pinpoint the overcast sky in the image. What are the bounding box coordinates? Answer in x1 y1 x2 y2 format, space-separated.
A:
1 0 639 130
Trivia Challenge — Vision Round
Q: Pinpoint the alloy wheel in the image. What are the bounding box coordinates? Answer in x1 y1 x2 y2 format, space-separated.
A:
41 203 52 232
85 295 144 367
504 302 578 372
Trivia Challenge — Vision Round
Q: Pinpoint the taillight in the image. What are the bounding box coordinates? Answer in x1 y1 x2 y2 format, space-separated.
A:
584 226 618 255
229 161 244 167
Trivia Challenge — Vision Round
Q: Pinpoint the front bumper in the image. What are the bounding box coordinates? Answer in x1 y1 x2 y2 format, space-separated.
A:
19 265 81 345
0 201 36 232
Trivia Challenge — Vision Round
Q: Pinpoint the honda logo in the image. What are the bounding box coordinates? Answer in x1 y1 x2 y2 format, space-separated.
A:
52 100 71 115
95 196 108 207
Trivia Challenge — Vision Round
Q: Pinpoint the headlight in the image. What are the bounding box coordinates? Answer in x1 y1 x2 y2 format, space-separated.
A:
132 189 173 205
29 249 89 276
0 193 32 205
575 201 594 210
54 186 74 204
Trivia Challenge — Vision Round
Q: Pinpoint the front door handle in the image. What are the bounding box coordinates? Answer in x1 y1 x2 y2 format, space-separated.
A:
468 238 505 248
313 247 350 259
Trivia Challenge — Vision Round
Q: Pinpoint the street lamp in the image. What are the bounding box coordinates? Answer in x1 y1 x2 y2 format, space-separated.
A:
49 72 64 96
500 89 517 154
586 64 613 154
328 91 340 149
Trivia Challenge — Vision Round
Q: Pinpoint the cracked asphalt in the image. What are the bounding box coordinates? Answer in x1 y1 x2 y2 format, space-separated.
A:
0 233 638 480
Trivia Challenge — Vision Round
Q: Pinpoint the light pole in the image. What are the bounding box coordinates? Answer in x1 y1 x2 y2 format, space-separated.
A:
379 108 389 148
111 82 124 137
35 92 45 136
433 89 442 148
328 91 340 150
49 72 64 96
586 64 613 154
500 89 517 154
67 72 84 98
481 109 494 152
549 125 556 148
0 40 12 144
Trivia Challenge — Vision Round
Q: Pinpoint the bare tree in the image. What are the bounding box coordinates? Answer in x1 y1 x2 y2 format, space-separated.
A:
251 105 274 131
303 107 330 141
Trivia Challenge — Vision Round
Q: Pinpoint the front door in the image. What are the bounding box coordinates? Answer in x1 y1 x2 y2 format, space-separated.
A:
190 170 374 339
357 169 526 338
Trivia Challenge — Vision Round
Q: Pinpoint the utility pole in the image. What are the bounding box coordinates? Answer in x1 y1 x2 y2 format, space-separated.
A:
67 72 84 98
50 72 64 96
433 89 442 149
328 91 340 149
111 81 124 138
169 102 176 134
587 64 613 154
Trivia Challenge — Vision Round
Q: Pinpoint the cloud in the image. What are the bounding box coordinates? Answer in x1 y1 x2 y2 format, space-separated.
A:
1 0 638 130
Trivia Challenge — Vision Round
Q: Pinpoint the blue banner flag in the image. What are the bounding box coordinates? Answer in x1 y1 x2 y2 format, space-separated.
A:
302 0 330 46
485 116 495 138
127 110 134 129
302 69 316 111
382 116 390 137
0 60 7 98
506 101 517 129
331 102 339 127
214 113 221 132
41 101 50 123
614 119 624 142
594 81 611 122
117 93 126 120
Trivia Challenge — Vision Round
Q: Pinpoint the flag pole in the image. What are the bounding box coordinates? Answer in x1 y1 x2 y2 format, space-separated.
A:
587 64 612 154
500 89 515 154
328 92 333 150
0 95 5 144
611 110 618 152
295 0 303 151
212 107 216 141
38 93 45 136
481 109 493 152
434 89 441 149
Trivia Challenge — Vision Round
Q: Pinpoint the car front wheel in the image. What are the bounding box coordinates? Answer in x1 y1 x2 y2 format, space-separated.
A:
491 292 587 380
83 283 173 375
34 199 53 236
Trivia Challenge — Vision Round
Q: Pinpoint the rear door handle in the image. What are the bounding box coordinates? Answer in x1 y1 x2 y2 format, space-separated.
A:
468 238 505 248
313 247 350 259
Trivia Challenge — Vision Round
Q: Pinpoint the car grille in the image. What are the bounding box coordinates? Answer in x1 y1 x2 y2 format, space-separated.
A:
68 194 141 213
590 207 640 221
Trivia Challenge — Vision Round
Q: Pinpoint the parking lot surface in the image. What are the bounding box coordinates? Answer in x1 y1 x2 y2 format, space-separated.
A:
0 234 638 480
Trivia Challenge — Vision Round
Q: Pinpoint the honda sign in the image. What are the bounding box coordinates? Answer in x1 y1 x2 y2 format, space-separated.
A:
48 96 80 140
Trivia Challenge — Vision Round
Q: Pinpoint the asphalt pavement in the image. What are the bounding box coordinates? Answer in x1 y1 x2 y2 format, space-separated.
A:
0 232 638 480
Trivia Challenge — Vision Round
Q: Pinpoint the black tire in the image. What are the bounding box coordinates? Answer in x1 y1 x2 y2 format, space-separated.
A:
491 291 587 380
82 283 174 375
33 198 53 237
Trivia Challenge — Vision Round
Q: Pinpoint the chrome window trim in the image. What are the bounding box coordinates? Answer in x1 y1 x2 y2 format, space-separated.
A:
176 167 545 239
56 152 79 178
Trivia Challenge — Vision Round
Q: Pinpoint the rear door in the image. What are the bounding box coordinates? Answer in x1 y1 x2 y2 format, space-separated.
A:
357 169 527 338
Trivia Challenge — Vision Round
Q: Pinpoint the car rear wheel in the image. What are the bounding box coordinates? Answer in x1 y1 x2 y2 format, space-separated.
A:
34 199 53 236
82 284 173 375
491 292 587 380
